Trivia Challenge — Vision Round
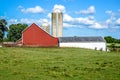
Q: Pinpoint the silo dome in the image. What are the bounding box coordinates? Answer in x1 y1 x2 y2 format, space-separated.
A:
42 22 49 26
53 8 62 13
41 22 50 34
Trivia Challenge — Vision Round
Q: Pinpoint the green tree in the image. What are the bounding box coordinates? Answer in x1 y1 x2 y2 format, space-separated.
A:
104 36 115 43
7 23 28 42
104 36 120 43
0 19 8 42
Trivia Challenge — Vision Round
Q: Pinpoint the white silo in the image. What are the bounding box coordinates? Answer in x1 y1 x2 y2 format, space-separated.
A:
52 8 63 37
41 21 50 34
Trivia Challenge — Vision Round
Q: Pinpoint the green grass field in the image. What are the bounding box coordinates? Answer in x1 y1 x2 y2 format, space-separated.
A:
0 47 120 80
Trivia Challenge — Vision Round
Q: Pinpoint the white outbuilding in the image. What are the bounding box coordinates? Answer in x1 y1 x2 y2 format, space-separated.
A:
59 36 107 51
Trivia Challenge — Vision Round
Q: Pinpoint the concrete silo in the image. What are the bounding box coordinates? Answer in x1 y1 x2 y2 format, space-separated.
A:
41 22 50 34
52 8 63 37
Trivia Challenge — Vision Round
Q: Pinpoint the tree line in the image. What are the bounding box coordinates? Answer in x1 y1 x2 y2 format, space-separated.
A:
0 19 8 42
7 23 27 42
104 36 120 43
0 19 27 42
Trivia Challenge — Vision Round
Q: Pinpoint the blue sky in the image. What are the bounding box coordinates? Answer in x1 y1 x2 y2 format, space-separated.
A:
0 0 120 38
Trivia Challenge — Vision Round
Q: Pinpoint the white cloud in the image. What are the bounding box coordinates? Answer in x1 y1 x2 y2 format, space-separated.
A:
8 17 107 29
105 10 116 20
63 23 76 27
47 13 51 19
42 19 49 23
63 14 73 22
76 6 95 15
20 6 44 14
63 13 108 29
105 10 113 15
105 18 120 28
20 18 43 24
114 18 120 28
14 5 114 29
50 6 96 27
116 18 120 25
53 4 66 13
8 18 50 27
89 22 108 29
105 10 120 28
75 17 95 25
106 19 112 24
88 16 94 20
63 14 95 26
8 19 18 23
47 4 66 19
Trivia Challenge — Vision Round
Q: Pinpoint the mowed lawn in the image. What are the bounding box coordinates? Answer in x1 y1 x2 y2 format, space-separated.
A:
0 47 120 80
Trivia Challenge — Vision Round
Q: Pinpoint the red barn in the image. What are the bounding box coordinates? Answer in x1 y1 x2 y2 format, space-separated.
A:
18 23 58 47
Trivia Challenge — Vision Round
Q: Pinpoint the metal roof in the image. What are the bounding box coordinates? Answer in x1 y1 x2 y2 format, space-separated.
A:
59 36 106 43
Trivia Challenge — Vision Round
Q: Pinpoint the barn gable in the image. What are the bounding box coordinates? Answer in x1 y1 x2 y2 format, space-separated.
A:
18 23 58 47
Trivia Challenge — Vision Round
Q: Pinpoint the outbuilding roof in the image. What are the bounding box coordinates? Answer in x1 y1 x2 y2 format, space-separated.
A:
59 36 106 43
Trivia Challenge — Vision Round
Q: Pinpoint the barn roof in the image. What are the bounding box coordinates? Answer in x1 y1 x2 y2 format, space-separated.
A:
59 36 106 43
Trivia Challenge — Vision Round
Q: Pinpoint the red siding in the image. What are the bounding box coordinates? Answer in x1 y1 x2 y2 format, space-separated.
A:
18 23 58 47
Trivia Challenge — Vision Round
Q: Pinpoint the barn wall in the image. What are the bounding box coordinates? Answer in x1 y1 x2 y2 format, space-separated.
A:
22 23 58 47
59 42 106 51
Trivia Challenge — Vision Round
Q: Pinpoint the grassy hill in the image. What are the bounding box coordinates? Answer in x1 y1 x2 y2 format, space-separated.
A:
0 47 120 80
